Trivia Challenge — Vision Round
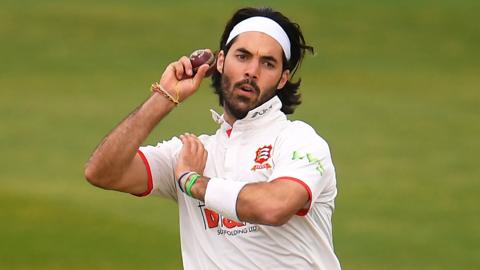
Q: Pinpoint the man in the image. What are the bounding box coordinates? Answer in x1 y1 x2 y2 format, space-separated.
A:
85 7 341 270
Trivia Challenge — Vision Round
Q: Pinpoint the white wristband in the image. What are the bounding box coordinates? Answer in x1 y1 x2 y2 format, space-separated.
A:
204 178 247 222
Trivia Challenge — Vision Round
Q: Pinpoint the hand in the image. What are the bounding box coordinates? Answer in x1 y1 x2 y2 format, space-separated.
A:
175 133 208 180
159 50 212 102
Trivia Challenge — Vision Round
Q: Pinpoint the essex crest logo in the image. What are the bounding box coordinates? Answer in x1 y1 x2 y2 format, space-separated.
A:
251 145 273 171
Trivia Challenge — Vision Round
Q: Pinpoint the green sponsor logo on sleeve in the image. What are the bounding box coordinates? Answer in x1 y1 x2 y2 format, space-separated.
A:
292 150 303 160
292 151 325 175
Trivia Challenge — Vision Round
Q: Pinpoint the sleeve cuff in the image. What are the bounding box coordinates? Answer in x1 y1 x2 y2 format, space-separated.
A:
271 176 312 216
132 149 153 197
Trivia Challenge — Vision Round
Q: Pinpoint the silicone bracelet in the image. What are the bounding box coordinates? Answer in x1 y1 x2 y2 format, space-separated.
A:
185 174 201 197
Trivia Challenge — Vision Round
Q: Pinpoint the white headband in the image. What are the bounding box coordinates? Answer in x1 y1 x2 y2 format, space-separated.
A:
226 16 291 61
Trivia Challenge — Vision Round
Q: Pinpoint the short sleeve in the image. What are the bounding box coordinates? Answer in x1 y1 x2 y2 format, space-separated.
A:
137 137 182 200
269 121 337 215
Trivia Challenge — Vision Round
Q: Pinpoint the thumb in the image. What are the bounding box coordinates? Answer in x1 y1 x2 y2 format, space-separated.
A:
191 64 210 89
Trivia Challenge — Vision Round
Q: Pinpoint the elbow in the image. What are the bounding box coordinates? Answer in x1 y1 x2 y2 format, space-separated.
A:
237 185 303 226
239 197 296 226
251 204 293 226
261 209 291 226
84 164 110 189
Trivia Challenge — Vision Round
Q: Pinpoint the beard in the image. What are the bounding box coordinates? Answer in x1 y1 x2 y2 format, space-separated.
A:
220 74 278 120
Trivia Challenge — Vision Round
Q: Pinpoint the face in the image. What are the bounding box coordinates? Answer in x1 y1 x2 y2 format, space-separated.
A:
216 31 290 120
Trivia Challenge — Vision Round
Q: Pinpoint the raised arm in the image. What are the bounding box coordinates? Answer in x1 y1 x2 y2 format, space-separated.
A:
84 55 211 195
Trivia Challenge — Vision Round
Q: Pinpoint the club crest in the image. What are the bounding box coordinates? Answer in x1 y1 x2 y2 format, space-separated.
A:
251 145 273 171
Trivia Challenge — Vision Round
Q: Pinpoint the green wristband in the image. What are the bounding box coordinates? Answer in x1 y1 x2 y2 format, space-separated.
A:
185 174 201 197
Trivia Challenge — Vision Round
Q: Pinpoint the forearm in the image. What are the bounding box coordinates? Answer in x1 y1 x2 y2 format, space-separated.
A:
198 179 281 225
190 176 308 226
85 93 175 184
236 182 291 225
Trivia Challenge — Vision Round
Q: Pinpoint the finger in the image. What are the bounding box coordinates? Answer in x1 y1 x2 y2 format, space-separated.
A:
194 136 206 154
191 135 204 155
179 56 193 77
180 134 194 152
184 134 201 160
195 141 207 163
203 149 208 162
191 64 209 89
184 133 198 153
200 148 208 174
173 61 185 80
195 137 204 151
188 133 199 143
161 63 176 82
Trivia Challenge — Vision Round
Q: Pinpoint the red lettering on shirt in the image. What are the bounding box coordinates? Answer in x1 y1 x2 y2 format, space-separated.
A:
204 208 220 228
203 208 246 229
222 218 245 229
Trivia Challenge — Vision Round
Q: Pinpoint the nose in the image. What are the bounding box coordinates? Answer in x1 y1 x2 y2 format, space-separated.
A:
244 59 260 80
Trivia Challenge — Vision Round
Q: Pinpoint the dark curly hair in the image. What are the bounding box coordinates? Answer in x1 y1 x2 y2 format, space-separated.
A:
211 7 314 114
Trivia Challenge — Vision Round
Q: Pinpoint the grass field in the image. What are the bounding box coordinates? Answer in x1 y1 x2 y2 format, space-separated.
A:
1 0 479 269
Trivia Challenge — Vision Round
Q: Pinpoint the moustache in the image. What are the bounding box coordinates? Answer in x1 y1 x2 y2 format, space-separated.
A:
233 78 260 93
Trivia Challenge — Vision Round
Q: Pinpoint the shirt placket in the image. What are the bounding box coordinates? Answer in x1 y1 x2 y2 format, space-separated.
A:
223 128 238 181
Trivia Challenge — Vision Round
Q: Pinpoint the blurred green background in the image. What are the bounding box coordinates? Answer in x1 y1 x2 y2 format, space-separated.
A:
1 0 479 269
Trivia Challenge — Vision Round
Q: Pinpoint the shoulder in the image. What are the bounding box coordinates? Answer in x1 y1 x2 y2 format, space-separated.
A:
285 120 317 133
272 120 333 165
279 120 329 148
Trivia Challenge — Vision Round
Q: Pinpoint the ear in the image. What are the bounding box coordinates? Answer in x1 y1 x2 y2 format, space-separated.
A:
276 69 290 90
216 50 225 74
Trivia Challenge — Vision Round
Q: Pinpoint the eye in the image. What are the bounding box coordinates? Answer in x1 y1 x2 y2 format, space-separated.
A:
236 54 247 61
263 61 275 69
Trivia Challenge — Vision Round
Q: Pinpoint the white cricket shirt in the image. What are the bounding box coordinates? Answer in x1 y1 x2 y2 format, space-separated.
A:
138 96 341 269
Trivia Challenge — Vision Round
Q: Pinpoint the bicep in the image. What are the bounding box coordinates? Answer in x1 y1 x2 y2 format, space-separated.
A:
270 177 311 213
110 152 150 196
236 178 309 225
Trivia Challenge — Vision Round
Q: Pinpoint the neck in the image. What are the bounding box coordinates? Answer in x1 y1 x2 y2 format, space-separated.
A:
223 109 237 126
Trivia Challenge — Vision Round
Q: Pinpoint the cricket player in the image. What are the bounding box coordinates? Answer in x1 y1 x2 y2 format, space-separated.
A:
85 7 341 269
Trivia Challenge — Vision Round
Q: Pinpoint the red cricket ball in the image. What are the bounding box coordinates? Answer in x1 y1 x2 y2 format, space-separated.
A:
189 49 216 77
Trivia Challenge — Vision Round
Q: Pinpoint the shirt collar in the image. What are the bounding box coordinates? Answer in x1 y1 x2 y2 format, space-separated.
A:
242 95 283 122
210 96 285 130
